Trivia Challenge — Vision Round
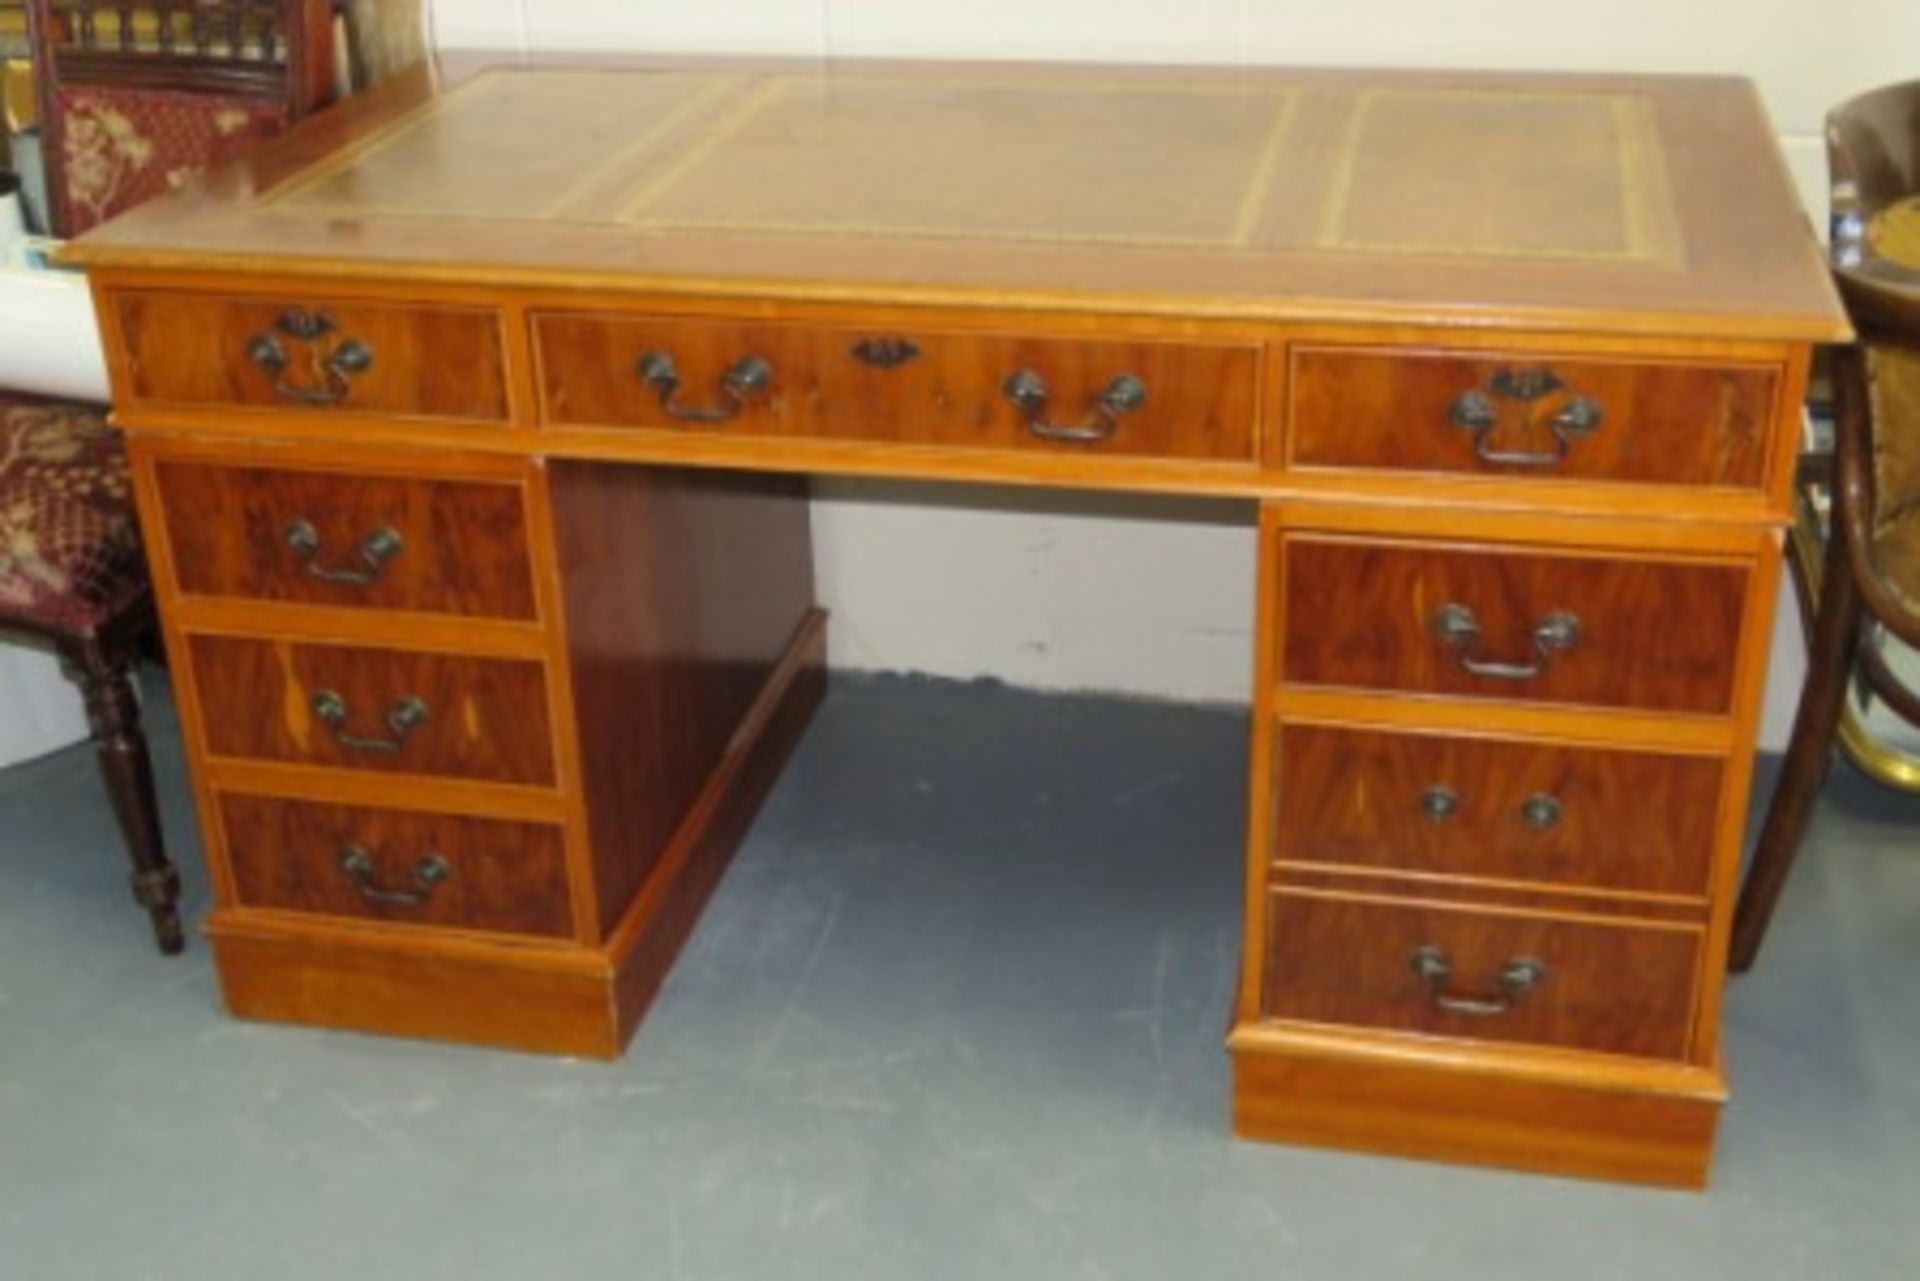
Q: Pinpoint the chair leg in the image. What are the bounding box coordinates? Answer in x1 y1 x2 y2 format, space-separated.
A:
1729 522 1864 974
60 634 184 955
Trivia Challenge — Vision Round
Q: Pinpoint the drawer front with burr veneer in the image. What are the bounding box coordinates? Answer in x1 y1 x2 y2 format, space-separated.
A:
1278 536 1752 716
153 459 538 620
188 634 557 786
534 312 1260 463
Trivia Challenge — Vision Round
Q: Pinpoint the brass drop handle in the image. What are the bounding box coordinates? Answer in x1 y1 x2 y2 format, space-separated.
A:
1410 945 1546 1017
282 518 403 586
311 690 429 755
636 350 773 422
1448 365 1602 468
246 309 374 407
338 843 451 908
1003 369 1147 444
1432 602 1580 681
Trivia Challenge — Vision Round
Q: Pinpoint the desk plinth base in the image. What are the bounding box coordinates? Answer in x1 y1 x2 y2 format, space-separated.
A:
206 615 828 1059
1229 1024 1725 1188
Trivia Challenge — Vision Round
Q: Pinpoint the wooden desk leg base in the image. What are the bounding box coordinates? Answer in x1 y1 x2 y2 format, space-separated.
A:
207 613 828 1059
1229 1031 1724 1188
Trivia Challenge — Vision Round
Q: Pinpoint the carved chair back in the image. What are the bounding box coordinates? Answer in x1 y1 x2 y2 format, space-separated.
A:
26 0 332 235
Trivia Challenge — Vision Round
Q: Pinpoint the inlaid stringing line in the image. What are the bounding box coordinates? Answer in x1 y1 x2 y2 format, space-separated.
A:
620 78 1298 247
1314 87 1668 263
614 77 791 225
263 71 500 206
541 73 755 220
1231 94 1303 247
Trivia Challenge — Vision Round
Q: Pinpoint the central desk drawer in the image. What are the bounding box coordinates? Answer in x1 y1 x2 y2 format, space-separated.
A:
154 460 538 621
221 793 573 939
1285 346 1780 489
1273 724 1724 897
111 290 508 423
1278 536 1750 715
1263 890 1700 1060
533 312 1259 462
190 635 556 786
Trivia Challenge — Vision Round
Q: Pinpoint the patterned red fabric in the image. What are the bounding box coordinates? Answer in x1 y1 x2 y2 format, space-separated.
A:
53 85 288 234
0 395 147 633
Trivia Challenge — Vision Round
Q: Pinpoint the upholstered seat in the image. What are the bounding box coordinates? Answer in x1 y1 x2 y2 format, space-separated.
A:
0 395 145 633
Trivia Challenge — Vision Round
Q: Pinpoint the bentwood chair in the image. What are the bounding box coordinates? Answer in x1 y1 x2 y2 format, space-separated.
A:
1730 79 1920 972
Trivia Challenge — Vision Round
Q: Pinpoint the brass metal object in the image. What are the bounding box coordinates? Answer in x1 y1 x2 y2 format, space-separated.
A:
1409 944 1547 1017
636 350 773 422
246 310 374 406
1432 602 1581 681
337 843 452 908
1002 369 1147 444
1418 785 1460 821
282 517 403 586
1520 793 1564 830
1449 365 1604 468
310 689 429 754
850 336 922 369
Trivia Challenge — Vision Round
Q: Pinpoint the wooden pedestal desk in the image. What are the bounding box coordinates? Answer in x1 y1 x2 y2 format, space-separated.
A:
66 56 1847 1187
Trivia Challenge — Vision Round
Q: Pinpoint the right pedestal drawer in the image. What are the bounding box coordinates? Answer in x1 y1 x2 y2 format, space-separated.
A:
1272 723 1725 898
1263 890 1701 1060
1278 535 1752 715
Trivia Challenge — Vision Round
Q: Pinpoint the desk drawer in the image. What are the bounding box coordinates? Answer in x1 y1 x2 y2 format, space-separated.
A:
534 313 1258 462
1285 347 1779 487
112 291 508 423
190 635 556 786
1263 890 1699 1060
1278 536 1749 715
1274 724 1723 897
154 460 537 620
221 793 572 939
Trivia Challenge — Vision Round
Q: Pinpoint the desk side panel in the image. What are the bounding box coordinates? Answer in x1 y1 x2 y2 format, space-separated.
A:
547 461 818 935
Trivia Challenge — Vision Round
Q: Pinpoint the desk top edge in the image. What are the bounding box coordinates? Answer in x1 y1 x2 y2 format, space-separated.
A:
64 53 1851 344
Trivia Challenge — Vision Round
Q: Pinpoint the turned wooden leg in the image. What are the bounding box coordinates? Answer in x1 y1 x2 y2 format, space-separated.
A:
60 633 183 955
1729 518 1863 974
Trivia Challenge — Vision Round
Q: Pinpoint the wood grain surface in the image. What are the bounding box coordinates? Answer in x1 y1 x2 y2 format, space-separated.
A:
1272 722 1725 897
1262 888 1701 1059
155 458 538 619
189 634 557 785
221 792 573 938
1278 535 1752 715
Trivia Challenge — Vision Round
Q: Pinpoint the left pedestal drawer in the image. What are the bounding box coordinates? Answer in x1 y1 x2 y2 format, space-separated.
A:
189 635 557 786
221 793 574 939
152 459 539 620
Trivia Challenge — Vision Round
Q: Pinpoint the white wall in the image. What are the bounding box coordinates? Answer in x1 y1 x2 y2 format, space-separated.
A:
431 0 1920 742
0 650 87 769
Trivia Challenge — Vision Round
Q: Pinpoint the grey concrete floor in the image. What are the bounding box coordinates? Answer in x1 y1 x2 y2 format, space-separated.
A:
1 669 1917 1281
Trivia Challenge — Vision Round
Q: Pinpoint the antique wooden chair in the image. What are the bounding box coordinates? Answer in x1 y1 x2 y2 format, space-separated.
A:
1730 79 1920 972
27 0 333 237
0 395 181 951
1 2 332 952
